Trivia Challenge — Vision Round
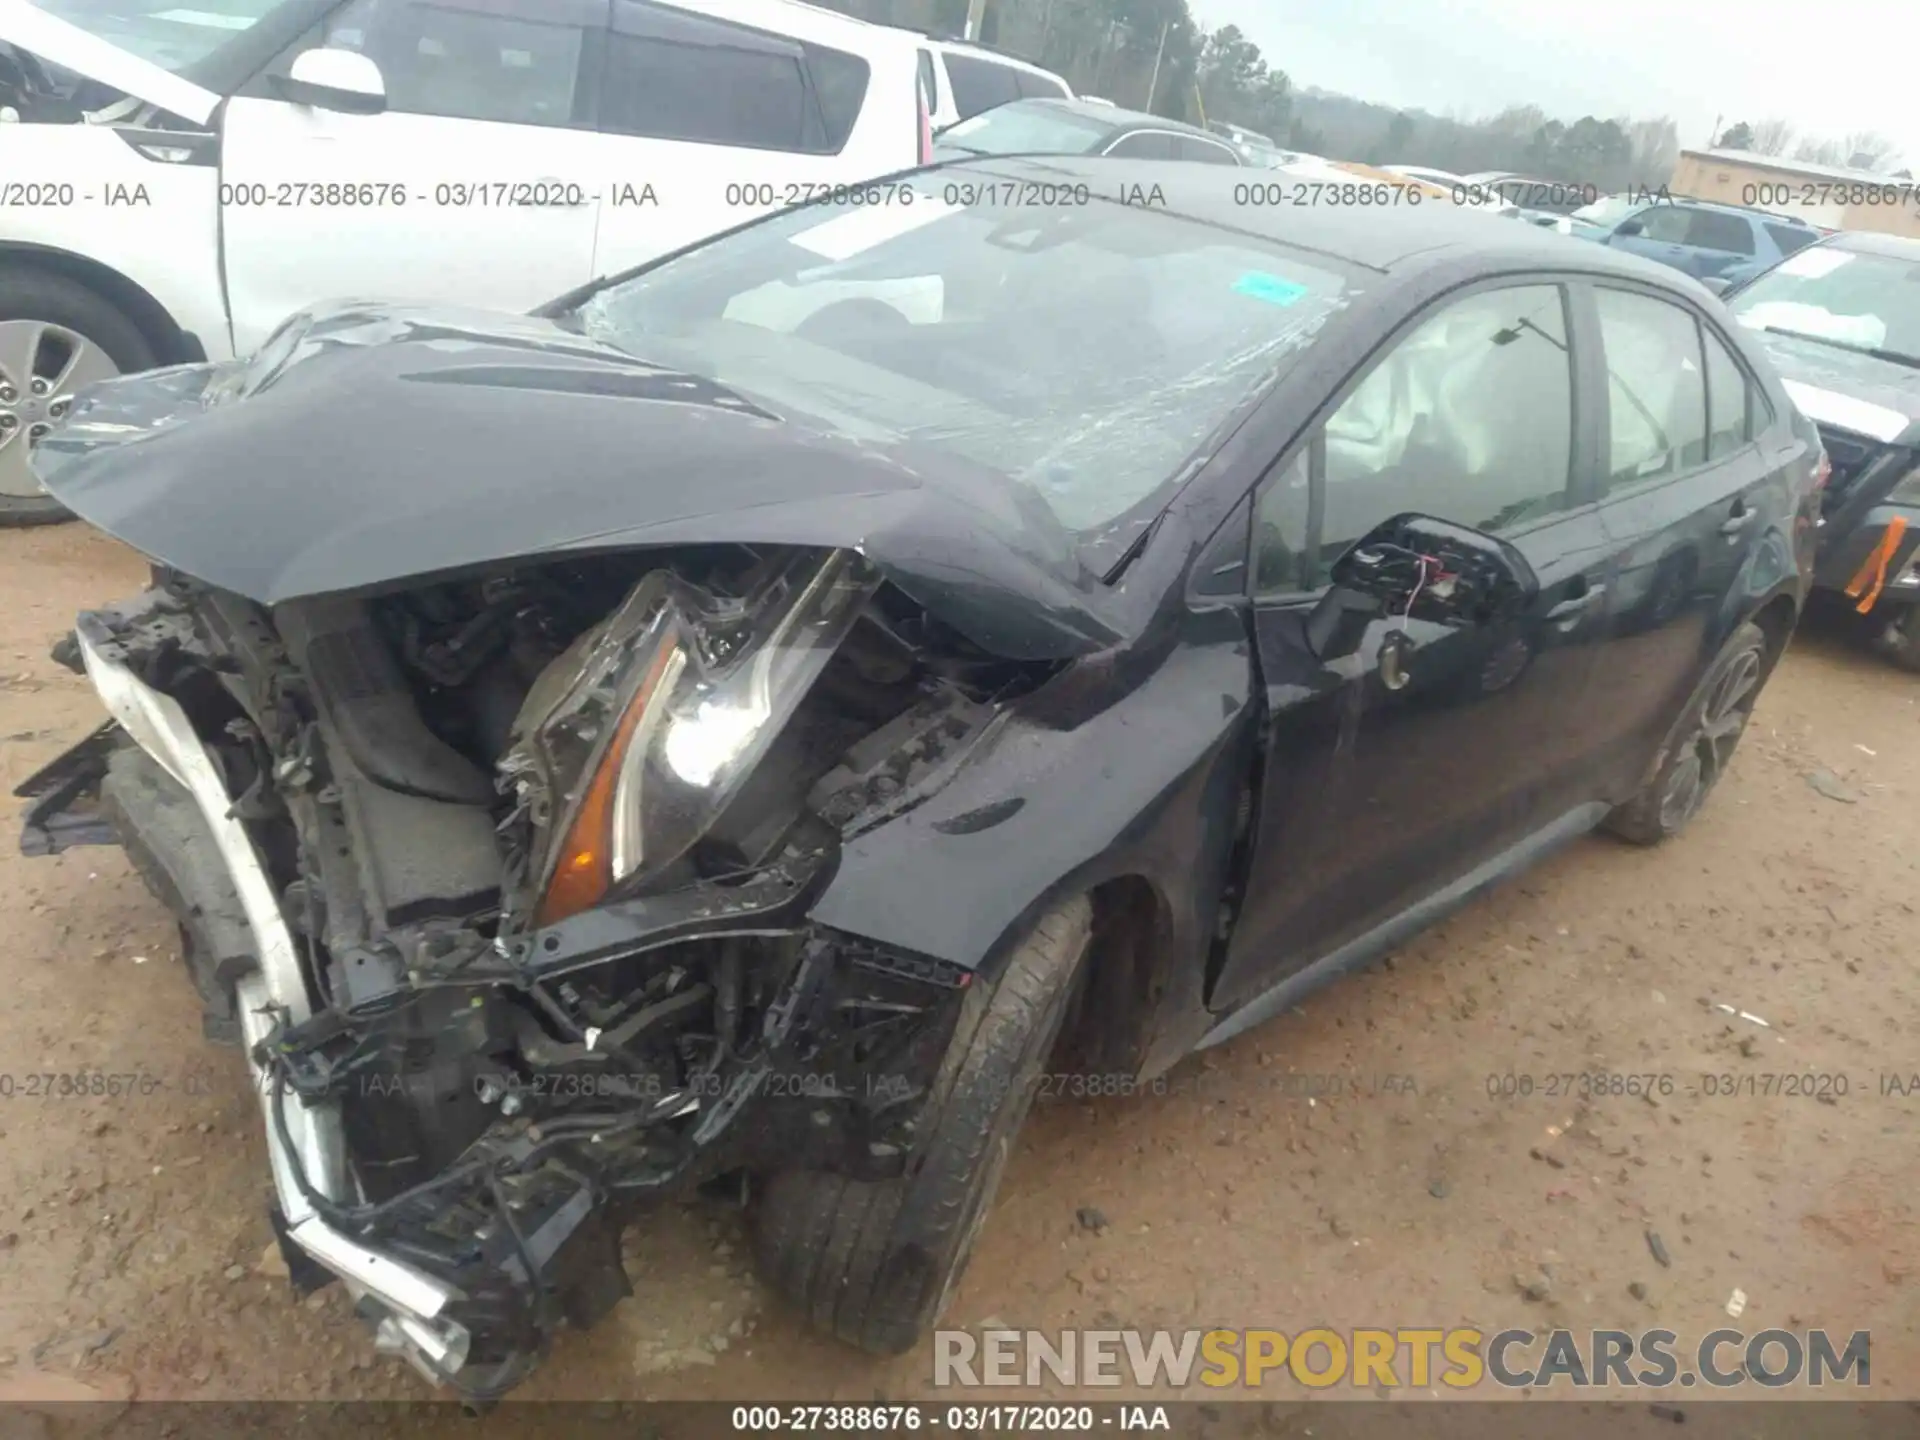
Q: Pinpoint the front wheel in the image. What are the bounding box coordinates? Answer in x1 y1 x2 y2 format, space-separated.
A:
0 267 155 527
753 894 1092 1356
1604 620 1770 845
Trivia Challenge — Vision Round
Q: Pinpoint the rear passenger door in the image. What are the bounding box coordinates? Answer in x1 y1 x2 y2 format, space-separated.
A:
1578 282 1789 796
584 0 883 278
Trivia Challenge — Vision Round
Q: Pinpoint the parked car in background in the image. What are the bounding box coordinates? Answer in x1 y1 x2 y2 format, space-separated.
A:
1463 171 1597 229
0 0 930 524
934 97 1242 165
1723 231 1920 669
1564 194 1821 288
1383 165 1520 217
17 157 1817 1399
1207 119 1273 149
914 33 1070 131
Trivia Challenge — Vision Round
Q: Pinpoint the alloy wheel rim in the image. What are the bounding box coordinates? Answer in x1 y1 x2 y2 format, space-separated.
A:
0 320 120 499
1657 644 1762 830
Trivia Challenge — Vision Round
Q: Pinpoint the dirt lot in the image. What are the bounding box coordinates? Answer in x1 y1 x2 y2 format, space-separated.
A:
1 524 1916 1421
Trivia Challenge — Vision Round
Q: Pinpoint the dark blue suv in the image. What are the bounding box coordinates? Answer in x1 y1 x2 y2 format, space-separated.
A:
1566 195 1822 287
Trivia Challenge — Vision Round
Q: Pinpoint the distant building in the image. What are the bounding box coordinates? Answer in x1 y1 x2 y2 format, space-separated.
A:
1670 148 1920 239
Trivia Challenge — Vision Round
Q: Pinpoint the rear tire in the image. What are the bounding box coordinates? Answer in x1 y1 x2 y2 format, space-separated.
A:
753 894 1092 1356
1604 621 1769 845
0 266 155 527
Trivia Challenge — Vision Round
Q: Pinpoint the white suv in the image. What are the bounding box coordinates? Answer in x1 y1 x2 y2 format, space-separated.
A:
0 0 930 522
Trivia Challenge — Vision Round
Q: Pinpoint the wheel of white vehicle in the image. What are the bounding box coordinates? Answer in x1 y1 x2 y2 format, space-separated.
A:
1604 621 1769 845
753 893 1092 1356
0 268 153 527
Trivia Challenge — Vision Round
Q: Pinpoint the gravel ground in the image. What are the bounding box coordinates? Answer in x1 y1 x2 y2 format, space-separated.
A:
0 525 1915 1428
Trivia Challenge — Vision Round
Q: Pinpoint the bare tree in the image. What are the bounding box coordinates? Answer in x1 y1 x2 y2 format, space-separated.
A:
1837 130 1902 171
1748 117 1796 155
1794 137 1846 166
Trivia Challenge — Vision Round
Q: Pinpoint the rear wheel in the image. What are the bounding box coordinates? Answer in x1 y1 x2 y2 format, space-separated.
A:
0 267 154 527
1604 621 1769 845
753 894 1092 1355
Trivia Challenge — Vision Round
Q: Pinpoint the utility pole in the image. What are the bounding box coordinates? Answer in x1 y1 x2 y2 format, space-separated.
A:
964 0 987 41
1708 113 1722 147
1144 18 1170 112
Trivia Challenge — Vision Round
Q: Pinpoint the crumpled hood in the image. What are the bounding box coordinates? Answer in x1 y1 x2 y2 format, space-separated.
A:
33 301 1124 662
1745 326 1920 446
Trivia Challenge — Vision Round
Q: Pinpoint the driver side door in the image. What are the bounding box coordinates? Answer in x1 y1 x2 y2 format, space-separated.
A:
1211 279 1616 1013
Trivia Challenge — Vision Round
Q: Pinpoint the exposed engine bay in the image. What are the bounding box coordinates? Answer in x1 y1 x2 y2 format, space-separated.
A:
23 545 1054 1399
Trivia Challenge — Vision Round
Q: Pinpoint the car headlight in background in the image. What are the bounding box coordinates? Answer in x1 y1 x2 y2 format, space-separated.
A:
504 547 880 927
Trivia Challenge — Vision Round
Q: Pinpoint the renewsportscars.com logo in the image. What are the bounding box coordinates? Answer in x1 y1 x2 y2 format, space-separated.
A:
933 1327 1871 1390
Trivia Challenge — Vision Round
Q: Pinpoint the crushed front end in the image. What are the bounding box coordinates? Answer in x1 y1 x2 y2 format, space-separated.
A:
17 545 1038 1398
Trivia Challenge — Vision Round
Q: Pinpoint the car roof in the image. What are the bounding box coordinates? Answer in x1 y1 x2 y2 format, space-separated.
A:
929 155 1720 287
1825 229 1920 261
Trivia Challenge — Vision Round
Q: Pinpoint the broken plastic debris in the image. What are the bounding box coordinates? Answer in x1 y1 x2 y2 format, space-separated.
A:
1725 1288 1747 1318
1712 1004 1771 1028
1854 744 1877 756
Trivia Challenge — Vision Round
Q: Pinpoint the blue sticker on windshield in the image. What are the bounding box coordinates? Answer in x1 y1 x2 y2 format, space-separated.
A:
1234 271 1309 306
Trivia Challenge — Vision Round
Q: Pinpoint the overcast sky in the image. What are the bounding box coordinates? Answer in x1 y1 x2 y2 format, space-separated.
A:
1193 0 1919 165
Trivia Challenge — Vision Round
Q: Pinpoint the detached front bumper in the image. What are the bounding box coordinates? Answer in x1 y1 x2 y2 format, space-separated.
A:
19 613 971 1398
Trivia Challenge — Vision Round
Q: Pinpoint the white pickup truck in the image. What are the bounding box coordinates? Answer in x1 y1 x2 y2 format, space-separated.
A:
0 0 928 522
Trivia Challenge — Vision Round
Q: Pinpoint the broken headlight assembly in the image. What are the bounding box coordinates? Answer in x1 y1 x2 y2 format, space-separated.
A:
504 548 879 926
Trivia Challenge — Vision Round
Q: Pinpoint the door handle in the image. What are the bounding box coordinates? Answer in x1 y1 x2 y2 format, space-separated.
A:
1720 503 1759 537
1546 585 1606 622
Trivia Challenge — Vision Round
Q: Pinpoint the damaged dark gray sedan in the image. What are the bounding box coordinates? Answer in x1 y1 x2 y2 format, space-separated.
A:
15 157 1821 1398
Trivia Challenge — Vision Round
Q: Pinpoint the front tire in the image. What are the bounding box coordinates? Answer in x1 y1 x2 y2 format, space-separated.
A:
0 266 154 527
1604 621 1769 845
754 894 1092 1356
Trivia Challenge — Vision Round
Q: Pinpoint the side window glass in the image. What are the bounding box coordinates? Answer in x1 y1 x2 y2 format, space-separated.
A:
322 0 591 127
1317 284 1574 571
801 42 870 152
1687 210 1757 255
1765 224 1819 257
1703 327 1751 459
1252 448 1311 594
1015 70 1069 100
601 0 816 151
1108 132 1172 160
1178 136 1239 165
943 54 1022 118
1637 205 1693 243
1596 288 1710 489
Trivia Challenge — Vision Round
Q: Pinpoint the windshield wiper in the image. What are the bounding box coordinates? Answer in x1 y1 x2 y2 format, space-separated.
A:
1760 325 1920 371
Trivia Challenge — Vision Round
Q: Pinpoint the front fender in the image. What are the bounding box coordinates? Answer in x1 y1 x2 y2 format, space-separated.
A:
808 605 1257 1056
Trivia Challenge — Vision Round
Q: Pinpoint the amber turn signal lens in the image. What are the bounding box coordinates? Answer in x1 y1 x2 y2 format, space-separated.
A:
534 640 681 929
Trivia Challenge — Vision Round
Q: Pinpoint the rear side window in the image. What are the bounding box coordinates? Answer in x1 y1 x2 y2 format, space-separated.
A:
1176 136 1239 165
601 0 853 152
1107 131 1173 160
943 53 1023 118
1015 69 1069 100
1765 223 1819 257
1596 288 1710 489
1702 326 1753 458
802 42 870 151
1686 209 1757 255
